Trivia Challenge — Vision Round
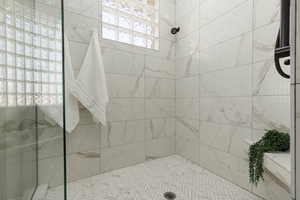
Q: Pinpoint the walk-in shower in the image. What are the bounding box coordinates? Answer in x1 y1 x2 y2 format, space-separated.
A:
1 0 300 200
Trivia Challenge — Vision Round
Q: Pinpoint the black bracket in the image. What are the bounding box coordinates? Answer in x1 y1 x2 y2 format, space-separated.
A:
274 0 291 79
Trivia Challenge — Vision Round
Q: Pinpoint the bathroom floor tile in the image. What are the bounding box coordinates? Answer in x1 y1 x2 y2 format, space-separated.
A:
46 155 262 200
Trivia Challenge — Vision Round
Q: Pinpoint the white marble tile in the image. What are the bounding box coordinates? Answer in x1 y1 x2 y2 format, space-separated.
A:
107 98 145 121
252 173 290 200
199 65 251 97
100 120 145 148
253 96 290 131
176 0 200 18
199 0 247 28
198 1 252 50
253 22 280 62
175 53 199 78
253 0 280 28
145 78 175 98
145 118 175 140
67 150 101 182
198 122 231 152
145 99 175 119
159 0 176 40
145 56 175 79
175 134 199 164
199 32 252 73
64 11 99 43
175 117 199 136
175 118 199 163
67 124 100 153
199 122 251 159
152 39 176 60
65 0 99 19
145 137 175 159
228 129 253 160
252 60 290 96
100 142 145 173
176 31 199 59
102 48 145 76
176 4 199 39
107 74 144 98
176 76 199 98
199 144 251 191
199 97 252 127
176 99 199 120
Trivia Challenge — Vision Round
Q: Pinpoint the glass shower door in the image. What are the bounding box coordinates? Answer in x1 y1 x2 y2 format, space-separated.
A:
0 1 38 199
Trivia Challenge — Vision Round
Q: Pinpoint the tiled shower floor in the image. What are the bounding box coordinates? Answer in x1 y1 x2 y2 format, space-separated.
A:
46 155 262 200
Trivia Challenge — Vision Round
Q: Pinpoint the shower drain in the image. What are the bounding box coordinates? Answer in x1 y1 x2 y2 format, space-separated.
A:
163 192 176 200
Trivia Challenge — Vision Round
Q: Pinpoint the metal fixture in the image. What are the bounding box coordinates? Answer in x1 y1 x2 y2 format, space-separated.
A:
274 0 291 79
171 27 180 35
163 192 176 200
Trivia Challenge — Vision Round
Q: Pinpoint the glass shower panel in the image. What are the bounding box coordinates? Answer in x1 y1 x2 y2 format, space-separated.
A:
35 0 65 199
0 0 38 199
0 0 66 199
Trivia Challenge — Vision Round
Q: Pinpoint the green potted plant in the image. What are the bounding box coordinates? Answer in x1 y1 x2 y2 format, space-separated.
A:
249 129 290 185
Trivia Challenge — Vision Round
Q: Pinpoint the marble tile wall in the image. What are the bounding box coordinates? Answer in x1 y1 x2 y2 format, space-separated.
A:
36 0 176 186
175 0 290 200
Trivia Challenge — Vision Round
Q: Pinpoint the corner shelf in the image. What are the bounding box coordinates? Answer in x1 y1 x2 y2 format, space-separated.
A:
264 152 290 187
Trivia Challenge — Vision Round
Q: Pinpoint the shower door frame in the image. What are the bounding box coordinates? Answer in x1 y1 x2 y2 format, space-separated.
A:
60 0 67 199
291 0 299 199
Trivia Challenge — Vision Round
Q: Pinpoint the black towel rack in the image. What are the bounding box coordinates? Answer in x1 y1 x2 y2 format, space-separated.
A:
274 0 291 79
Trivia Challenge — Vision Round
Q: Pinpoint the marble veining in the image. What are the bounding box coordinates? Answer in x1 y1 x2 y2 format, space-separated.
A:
145 118 175 139
46 155 262 200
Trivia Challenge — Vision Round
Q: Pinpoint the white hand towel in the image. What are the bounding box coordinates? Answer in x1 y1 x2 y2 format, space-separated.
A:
71 31 109 125
40 34 80 133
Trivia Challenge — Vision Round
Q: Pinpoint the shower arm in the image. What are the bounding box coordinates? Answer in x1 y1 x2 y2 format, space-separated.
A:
274 0 291 79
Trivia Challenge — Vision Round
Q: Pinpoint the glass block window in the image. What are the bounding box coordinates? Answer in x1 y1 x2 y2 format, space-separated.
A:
102 0 159 50
0 0 63 107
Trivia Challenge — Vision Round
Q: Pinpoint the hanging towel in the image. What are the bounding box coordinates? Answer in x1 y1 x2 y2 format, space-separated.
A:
40 34 80 133
71 31 109 126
